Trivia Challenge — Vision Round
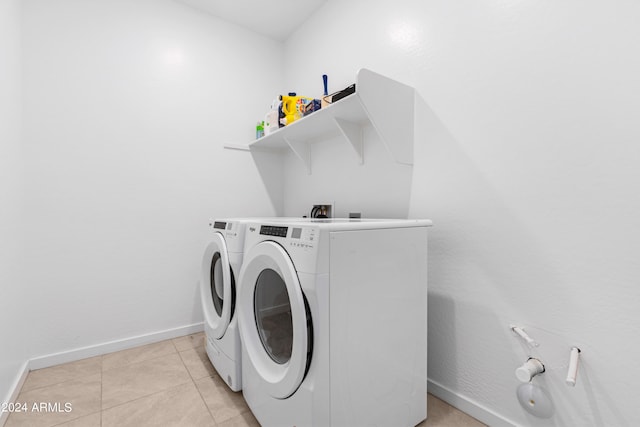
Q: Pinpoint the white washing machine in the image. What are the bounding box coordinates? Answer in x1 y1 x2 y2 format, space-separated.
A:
200 217 299 391
200 218 248 391
237 218 431 427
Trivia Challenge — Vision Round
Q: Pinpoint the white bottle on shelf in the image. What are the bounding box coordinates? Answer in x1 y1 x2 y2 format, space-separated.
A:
263 99 280 136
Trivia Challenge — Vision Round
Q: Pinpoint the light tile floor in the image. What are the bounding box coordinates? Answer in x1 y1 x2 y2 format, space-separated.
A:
6 333 485 427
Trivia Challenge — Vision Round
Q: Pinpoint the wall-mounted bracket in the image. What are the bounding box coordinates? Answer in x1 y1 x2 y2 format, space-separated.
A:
333 117 363 164
511 325 540 347
566 347 581 387
284 137 311 175
357 68 414 165
223 143 251 152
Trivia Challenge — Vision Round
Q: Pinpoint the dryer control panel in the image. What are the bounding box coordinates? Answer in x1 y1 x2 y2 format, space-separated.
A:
257 225 317 250
246 222 323 273
289 227 317 251
250 224 318 251
259 225 288 238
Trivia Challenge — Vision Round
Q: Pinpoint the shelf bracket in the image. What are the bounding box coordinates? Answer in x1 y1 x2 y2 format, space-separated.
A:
333 117 363 165
283 136 311 175
223 143 251 152
357 68 414 165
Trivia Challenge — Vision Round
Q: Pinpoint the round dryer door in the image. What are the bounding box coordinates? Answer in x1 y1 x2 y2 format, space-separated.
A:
238 241 312 399
200 232 235 339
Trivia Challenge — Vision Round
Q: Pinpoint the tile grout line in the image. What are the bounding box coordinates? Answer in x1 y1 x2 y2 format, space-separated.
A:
101 348 179 375
99 336 200 414
170 333 222 413
176 345 209 380
12 371 102 404
184 352 255 425
101 377 193 412
169 336 180 353
100 381 194 418
187 336 256 424
101 340 180 374
171 333 205 353
178 336 219 425
18 359 103 395
192 374 219 426
48 411 102 427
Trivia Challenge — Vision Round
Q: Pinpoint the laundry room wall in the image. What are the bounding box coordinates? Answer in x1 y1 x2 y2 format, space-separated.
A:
284 0 640 425
21 0 282 366
280 131 414 218
0 0 28 408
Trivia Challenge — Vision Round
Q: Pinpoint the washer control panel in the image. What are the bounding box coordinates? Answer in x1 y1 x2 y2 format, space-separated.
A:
208 220 245 251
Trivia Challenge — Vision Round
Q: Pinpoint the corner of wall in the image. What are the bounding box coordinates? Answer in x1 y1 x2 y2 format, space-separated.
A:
0 361 29 427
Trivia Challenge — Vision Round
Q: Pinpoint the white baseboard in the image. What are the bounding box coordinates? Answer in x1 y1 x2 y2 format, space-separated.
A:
29 322 204 370
1 360 29 427
428 378 518 427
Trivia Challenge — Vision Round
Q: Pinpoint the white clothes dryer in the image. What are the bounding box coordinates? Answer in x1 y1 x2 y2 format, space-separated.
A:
200 217 300 392
237 218 432 427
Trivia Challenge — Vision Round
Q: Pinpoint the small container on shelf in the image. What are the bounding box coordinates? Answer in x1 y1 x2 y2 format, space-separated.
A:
256 121 264 139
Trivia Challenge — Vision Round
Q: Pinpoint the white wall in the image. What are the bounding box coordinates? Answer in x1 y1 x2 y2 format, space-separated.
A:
21 0 282 362
285 0 640 425
281 131 414 218
0 0 27 407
